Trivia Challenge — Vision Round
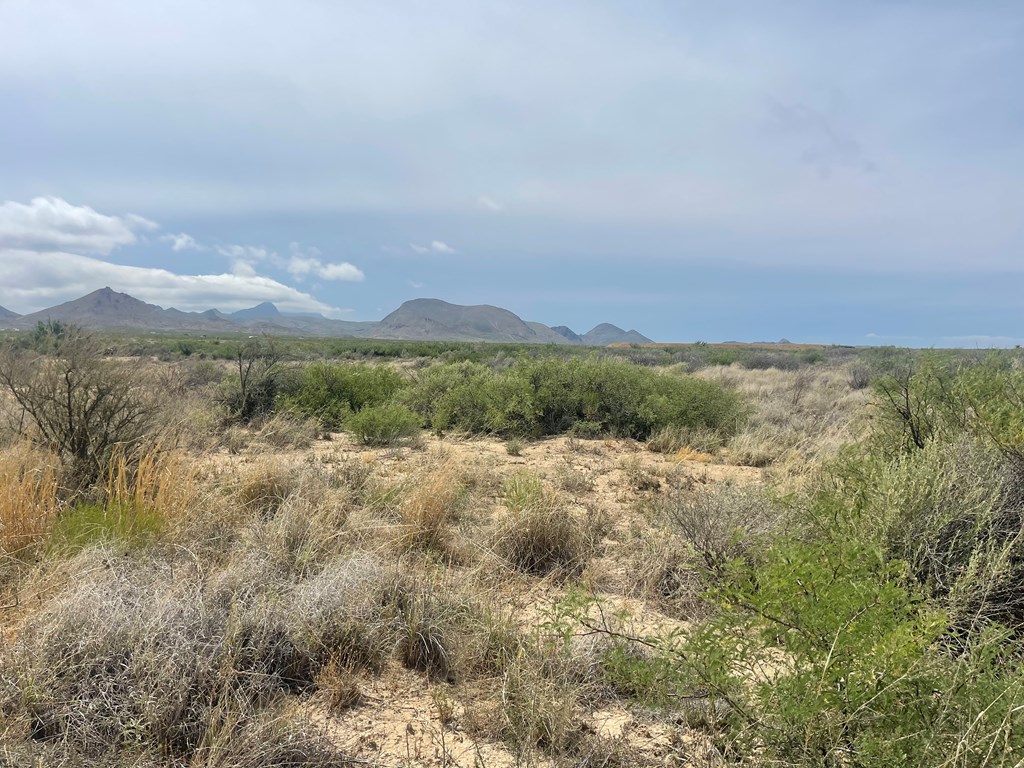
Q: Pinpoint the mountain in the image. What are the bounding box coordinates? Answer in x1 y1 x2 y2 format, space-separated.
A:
15 287 236 332
375 299 570 344
581 323 652 346
5 289 654 343
0 305 19 329
550 325 582 344
230 302 282 321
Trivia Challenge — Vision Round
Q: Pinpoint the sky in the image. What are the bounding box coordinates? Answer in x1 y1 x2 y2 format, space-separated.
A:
1 0 1022 345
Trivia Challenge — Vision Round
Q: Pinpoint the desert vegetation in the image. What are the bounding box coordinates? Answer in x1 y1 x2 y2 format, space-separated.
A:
1 327 1023 766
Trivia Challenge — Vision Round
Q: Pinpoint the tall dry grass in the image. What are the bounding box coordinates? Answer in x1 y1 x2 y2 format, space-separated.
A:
697 363 870 478
0 442 61 555
103 443 204 524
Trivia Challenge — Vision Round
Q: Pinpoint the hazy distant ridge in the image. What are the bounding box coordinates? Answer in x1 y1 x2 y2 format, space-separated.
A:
8 288 653 345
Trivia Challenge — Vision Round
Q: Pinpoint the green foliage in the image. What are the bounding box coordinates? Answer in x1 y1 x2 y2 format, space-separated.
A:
278 363 406 429
402 357 744 440
345 404 421 447
823 438 1024 635
48 502 163 552
686 536 1024 766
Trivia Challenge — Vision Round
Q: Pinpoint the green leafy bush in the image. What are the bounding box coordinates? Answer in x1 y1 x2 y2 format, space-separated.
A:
345 404 421 447
402 358 744 440
279 363 406 429
684 536 1024 765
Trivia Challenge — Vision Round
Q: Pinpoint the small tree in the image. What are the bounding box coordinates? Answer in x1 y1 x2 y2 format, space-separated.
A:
0 324 154 491
220 337 282 423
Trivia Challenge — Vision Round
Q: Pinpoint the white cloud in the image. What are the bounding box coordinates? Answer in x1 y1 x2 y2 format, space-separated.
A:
0 248 342 316
286 243 364 282
216 244 274 262
0 196 156 255
317 262 364 281
410 241 456 254
477 195 503 212
0 198 350 316
162 232 204 251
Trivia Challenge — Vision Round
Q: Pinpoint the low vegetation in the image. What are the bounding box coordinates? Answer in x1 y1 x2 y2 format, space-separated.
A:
3 328 1024 766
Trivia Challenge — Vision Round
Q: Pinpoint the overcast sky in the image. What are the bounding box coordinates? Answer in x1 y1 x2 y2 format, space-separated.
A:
1 1 1022 344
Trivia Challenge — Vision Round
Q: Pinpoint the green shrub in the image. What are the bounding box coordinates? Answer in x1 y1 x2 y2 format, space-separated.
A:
825 438 1024 635
683 535 1024 765
402 358 743 441
345 404 421 447
279 363 406 429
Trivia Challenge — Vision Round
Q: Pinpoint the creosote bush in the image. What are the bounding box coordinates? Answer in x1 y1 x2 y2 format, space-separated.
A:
401 357 744 440
345 403 421 447
278 362 407 429
0 325 156 492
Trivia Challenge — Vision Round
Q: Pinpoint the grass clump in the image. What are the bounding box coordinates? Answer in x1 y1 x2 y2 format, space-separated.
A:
494 472 591 577
0 442 61 556
396 462 468 554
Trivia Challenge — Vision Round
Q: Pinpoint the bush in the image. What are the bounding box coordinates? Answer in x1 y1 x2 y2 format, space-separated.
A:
402 358 744 441
0 326 156 492
219 337 283 423
827 438 1024 635
278 363 406 429
493 473 590 577
683 536 1024 765
345 404 421 447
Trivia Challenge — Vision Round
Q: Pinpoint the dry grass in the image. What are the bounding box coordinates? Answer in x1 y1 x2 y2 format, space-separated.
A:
395 461 468 554
104 443 205 525
492 472 594 578
698 363 870 478
0 442 61 555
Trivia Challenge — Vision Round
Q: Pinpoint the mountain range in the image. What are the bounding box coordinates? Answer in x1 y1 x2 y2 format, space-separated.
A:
0 288 652 346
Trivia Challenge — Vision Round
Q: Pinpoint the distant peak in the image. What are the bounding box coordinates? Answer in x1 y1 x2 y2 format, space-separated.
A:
230 301 282 320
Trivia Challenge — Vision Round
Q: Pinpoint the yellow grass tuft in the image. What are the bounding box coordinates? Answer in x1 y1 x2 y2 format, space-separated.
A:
676 447 714 463
397 462 466 552
0 441 61 554
104 443 204 525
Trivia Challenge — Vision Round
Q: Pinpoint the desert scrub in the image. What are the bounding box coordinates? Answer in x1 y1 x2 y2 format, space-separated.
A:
278 362 407 429
2 551 350 762
345 403 421 447
0 325 157 492
493 472 592 577
683 535 1024 765
402 357 744 440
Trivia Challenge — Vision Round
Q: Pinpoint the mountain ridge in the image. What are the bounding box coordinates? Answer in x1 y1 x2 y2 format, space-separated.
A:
7 288 654 345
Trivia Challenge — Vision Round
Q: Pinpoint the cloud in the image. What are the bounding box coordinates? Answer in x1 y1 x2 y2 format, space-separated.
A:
477 196 503 212
765 99 875 177
162 232 204 251
215 243 278 278
0 248 341 315
0 198 348 316
0 196 156 255
286 242 364 282
410 241 456 254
